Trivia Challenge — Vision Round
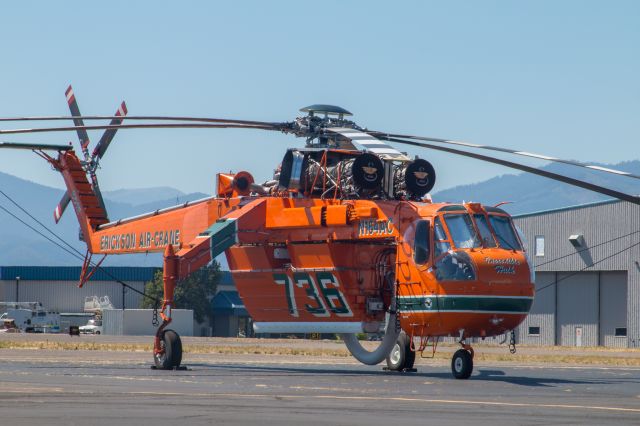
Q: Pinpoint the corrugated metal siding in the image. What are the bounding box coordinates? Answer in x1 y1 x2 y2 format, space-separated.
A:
103 310 123 335
0 266 158 282
514 201 639 272
102 309 193 336
0 280 145 312
514 200 640 347
628 204 640 348
600 271 628 348
556 272 599 346
518 272 556 345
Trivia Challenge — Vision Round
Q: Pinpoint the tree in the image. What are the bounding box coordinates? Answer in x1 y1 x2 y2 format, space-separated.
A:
140 261 221 323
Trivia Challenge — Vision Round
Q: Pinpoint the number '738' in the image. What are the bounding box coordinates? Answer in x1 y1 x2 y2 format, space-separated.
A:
273 272 353 318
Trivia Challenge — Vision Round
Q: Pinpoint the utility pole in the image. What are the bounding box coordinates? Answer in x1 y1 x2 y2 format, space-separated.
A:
15 276 20 303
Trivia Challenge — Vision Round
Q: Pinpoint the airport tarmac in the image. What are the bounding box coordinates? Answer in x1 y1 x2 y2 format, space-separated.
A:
1 345 640 425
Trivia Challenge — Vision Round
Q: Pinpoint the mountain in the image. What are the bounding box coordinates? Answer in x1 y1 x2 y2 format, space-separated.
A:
103 187 190 206
0 171 207 266
432 160 640 215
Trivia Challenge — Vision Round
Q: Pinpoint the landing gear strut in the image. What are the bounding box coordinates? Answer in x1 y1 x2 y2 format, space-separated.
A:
451 342 474 379
153 245 183 370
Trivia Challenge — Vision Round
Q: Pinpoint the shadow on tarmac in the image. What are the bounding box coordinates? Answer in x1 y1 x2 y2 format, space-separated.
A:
181 362 616 388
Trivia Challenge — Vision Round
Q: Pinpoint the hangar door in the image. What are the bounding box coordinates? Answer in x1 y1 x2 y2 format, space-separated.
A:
556 271 627 347
556 272 598 346
599 271 627 348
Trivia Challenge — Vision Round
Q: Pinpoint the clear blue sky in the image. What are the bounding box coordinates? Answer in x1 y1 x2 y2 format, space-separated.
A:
0 1 638 195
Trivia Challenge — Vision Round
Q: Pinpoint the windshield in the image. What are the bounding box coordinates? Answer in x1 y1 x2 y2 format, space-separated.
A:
473 214 497 248
489 215 522 250
443 214 481 249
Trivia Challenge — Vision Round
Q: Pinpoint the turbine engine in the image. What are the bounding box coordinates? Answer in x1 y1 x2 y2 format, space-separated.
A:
393 158 436 200
277 149 435 200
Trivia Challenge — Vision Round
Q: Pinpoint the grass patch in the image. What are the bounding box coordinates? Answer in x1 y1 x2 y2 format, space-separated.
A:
0 340 351 357
1 339 639 366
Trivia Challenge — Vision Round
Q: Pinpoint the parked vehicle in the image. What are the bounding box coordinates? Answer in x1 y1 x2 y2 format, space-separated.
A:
79 318 103 335
0 319 20 333
0 309 60 333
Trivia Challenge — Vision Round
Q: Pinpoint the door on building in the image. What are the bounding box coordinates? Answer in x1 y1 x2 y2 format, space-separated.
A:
556 271 628 347
556 272 598 346
599 271 627 348
575 327 583 347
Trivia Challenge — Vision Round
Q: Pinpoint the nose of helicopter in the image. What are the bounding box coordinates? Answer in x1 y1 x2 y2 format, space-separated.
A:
471 249 533 287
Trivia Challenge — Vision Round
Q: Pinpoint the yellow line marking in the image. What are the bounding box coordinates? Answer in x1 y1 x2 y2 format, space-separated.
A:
122 391 640 413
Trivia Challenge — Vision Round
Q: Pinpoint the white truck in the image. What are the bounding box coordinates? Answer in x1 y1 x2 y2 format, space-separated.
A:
79 296 112 335
79 318 103 334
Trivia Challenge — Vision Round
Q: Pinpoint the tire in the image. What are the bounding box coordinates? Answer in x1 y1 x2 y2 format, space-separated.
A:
154 329 182 369
386 333 415 371
95 331 101 335
451 349 473 379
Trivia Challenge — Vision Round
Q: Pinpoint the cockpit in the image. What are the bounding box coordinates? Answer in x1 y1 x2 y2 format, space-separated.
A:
409 205 525 281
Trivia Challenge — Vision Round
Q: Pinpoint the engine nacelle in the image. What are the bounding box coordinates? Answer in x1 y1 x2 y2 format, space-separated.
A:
277 149 435 200
394 159 436 199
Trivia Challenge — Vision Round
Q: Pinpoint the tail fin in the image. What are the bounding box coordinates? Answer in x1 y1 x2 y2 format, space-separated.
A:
57 150 109 240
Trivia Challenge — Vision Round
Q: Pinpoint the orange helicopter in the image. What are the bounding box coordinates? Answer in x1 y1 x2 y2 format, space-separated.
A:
1 88 639 379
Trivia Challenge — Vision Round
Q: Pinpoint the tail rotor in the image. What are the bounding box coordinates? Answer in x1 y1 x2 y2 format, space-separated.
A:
54 85 128 223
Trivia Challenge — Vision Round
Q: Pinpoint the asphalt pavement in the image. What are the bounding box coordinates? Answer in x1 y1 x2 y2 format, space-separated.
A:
0 348 639 425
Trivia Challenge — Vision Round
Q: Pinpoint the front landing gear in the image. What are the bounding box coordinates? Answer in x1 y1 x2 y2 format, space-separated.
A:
154 329 183 370
451 343 474 379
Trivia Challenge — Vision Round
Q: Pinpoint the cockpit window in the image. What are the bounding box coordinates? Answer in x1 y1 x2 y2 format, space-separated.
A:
433 217 450 258
413 220 430 264
434 217 447 241
489 215 522 250
473 214 497 248
443 214 481 249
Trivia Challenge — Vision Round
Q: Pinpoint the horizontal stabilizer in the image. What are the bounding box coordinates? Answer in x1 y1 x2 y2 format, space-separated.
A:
199 218 238 259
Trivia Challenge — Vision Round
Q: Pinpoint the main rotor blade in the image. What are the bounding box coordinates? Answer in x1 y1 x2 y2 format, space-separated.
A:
378 135 640 206
0 114 284 128
369 131 640 181
0 122 282 136
65 86 91 151
0 141 71 151
92 102 128 160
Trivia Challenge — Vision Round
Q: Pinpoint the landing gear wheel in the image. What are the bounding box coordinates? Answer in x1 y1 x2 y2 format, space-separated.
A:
451 349 473 379
154 329 182 370
386 333 416 371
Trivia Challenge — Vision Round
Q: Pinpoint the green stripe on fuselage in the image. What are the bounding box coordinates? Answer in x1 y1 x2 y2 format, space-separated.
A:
397 296 533 313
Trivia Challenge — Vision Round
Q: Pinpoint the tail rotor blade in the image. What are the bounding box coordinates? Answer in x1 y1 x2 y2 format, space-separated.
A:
54 192 71 223
65 85 91 152
92 101 128 160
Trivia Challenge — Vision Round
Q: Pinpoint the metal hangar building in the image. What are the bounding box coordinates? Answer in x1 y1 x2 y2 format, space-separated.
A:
513 199 640 348
0 266 156 312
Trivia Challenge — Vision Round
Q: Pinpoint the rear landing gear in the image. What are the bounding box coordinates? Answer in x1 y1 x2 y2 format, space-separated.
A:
152 245 183 370
385 332 416 371
154 329 183 370
451 344 474 379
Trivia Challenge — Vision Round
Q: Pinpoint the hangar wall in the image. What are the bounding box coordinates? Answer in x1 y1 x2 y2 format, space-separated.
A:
0 266 156 313
514 199 640 348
